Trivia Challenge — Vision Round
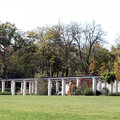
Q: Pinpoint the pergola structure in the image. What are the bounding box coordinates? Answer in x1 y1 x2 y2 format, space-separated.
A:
0 76 117 96
44 76 101 96
0 78 37 95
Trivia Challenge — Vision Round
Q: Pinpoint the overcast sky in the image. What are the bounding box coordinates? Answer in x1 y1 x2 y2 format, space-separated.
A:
0 0 120 49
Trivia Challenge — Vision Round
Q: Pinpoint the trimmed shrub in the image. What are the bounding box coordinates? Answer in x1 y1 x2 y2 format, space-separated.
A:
0 88 11 92
101 87 109 95
107 92 120 96
0 91 12 95
5 88 11 92
83 87 93 96
68 85 94 96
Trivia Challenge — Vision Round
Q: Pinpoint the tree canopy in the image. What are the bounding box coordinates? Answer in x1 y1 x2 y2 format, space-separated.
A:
0 21 119 79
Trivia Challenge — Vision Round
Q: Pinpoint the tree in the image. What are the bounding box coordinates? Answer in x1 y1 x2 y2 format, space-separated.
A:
0 22 18 78
34 25 79 77
71 22 105 75
111 35 120 80
90 44 115 75
0 21 116 79
60 24 79 76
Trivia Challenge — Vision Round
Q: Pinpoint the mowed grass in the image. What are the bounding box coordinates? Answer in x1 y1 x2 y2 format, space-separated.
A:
0 96 120 120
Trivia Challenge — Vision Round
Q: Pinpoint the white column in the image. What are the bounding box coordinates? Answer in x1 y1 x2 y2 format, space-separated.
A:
12 81 15 95
62 79 66 96
56 81 59 93
32 82 35 94
110 83 113 93
92 77 96 95
2 81 5 92
11 81 13 93
107 83 110 91
29 82 32 94
118 82 120 92
65 83 70 94
98 80 102 92
21 82 23 93
104 82 107 88
76 78 80 87
23 81 27 96
115 80 118 93
48 79 52 96
35 80 38 95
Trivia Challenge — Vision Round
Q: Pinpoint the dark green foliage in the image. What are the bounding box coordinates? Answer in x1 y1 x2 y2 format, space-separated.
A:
69 86 94 96
0 91 11 95
5 88 11 92
101 72 116 84
0 22 17 46
83 87 93 96
0 21 119 79
108 92 120 96
0 88 11 92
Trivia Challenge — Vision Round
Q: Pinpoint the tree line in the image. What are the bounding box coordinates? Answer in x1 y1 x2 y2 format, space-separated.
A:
0 21 120 79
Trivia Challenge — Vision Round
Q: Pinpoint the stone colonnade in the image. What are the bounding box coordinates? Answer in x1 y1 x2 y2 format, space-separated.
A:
47 77 102 96
100 80 119 93
1 76 119 96
0 79 37 96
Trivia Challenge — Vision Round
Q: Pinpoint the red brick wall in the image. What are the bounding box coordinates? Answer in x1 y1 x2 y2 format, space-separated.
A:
80 78 92 88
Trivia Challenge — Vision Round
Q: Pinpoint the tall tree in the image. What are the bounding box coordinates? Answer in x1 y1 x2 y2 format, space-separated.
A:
0 22 18 78
71 22 105 75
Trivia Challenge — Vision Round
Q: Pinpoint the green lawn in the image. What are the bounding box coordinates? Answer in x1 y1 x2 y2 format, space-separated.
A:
0 96 120 120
